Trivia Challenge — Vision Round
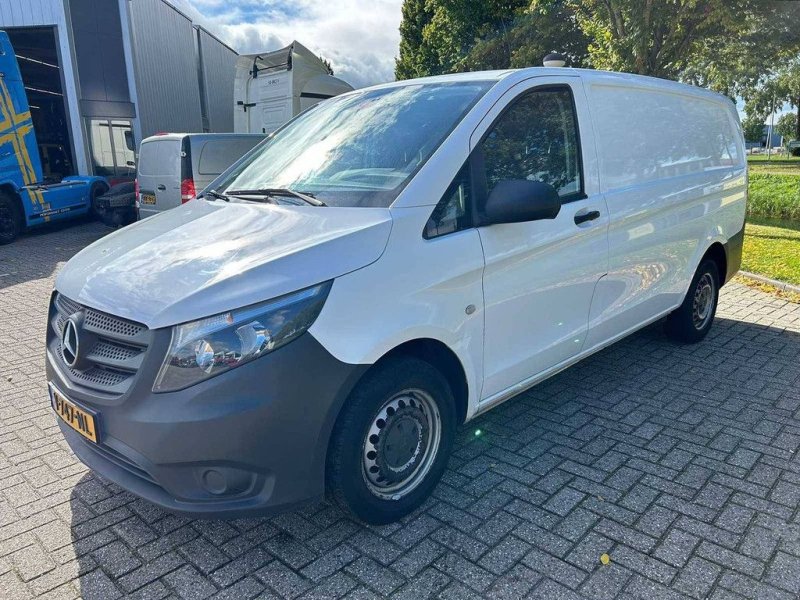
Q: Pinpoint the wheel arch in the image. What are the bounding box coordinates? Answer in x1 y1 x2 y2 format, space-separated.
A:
369 338 470 426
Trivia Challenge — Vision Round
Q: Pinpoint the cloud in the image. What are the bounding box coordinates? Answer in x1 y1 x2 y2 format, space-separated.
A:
173 0 403 89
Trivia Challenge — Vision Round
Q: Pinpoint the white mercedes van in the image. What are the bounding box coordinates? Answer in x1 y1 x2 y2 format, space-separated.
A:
46 68 746 524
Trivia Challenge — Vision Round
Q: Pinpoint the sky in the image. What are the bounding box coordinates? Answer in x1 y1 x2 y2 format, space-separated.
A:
171 0 403 89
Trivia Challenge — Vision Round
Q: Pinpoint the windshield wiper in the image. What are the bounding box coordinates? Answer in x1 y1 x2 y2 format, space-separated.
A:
225 188 326 207
201 189 230 202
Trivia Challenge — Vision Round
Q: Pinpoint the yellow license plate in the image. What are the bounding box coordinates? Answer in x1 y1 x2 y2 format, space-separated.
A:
51 386 99 443
141 193 156 205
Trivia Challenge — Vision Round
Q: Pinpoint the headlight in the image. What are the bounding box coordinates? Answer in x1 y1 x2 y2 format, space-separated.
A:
153 282 332 392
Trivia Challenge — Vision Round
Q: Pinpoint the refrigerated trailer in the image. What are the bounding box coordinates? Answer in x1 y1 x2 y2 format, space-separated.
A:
233 41 353 134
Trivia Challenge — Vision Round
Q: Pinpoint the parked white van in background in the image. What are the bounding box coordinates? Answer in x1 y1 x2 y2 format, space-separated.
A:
47 68 746 524
136 133 264 218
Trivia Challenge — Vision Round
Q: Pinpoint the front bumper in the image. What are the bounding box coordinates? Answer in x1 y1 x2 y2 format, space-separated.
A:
47 330 367 518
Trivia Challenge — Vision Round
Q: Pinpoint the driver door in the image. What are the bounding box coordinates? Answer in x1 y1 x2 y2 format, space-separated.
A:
477 77 609 405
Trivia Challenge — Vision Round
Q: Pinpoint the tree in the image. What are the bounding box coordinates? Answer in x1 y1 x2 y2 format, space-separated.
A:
741 114 765 146
776 113 798 144
458 2 590 72
395 0 438 79
395 0 585 79
681 1 800 98
744 61 800 142
553 0 800 80
395 0 800 105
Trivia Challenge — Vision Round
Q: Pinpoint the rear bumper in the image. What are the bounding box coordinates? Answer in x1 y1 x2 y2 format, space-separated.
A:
47 332 368 518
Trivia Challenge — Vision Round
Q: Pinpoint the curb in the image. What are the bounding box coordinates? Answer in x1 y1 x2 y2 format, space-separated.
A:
737 271 800 294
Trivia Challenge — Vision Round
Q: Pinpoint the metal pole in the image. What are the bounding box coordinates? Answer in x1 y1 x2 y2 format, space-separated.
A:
767 95 776 161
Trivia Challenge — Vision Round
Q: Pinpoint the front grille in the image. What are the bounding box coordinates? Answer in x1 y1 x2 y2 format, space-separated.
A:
50 293 151 394
84 310 144 337
90 341 141 362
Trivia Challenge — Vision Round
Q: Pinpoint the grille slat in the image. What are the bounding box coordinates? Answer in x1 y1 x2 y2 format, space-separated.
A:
50 293 150 394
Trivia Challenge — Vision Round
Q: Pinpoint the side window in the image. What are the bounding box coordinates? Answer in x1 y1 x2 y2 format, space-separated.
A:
424 163 471 239
481 87 582 199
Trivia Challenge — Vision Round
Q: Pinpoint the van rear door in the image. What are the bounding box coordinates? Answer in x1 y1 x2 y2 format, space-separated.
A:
137 138 182 218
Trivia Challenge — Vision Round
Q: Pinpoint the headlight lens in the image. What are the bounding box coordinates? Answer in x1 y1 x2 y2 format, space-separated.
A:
153 282 332 392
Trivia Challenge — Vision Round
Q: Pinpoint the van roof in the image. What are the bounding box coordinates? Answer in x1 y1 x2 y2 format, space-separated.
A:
366 67 732 105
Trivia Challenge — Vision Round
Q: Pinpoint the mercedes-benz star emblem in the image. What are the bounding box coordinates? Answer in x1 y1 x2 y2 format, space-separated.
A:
62 317 80 367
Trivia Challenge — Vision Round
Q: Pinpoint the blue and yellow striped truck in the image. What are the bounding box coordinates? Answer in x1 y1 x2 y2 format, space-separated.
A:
0 31 108 244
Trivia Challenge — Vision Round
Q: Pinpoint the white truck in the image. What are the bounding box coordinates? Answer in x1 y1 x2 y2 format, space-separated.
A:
233 41 353 134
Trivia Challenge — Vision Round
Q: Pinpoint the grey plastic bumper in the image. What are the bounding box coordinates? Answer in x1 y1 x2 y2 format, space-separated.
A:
47 332 368 518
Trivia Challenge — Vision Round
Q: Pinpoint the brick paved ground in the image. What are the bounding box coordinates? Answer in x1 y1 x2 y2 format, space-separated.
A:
2 221 800 599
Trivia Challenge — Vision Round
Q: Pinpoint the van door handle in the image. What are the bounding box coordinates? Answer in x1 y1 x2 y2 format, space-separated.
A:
574 210 600 225
157 184 166 191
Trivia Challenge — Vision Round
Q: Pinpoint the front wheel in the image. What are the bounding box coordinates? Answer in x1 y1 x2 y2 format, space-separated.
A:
665 258 720 343
0 192 23 245
326 357 456 524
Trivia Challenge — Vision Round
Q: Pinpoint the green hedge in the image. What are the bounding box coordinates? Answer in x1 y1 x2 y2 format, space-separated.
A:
747 173 800 221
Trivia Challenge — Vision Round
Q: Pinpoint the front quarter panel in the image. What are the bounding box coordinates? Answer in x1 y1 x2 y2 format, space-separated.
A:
309 205 486 418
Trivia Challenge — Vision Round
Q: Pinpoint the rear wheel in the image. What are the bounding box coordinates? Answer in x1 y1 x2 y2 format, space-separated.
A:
665 258 720 343
327 357 456 524
0 192 23 245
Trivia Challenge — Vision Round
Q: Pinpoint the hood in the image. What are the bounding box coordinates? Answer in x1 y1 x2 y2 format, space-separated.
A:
56 200 392 329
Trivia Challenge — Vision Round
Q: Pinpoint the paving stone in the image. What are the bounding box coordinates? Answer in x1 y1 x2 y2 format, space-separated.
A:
478 535 530 575
672 557 722 599
163 564 218 600
343 556 404 596
653 529 700 568
764 551 800 593
579 562 633 600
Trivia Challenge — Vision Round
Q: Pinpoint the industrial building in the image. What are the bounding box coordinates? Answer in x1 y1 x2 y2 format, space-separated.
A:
0 0 237 180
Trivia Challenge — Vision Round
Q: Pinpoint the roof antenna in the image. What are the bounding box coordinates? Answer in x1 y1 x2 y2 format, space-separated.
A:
543 53 567 68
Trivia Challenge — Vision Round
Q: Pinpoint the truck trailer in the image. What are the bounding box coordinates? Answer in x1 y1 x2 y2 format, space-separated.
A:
233 41 353 135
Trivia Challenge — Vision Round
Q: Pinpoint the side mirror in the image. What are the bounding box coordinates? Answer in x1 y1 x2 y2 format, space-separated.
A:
483 179 561 225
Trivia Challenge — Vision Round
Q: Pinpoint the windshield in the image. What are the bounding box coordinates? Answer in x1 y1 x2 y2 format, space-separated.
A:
215 81 493 207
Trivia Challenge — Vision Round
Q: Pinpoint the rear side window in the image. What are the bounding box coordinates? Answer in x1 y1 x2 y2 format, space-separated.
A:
137 140 181 177
480 87 583 199
197 138 261 176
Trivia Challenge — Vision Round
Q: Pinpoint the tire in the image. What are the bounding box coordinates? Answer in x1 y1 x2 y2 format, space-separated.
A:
665 258 720 343
90 183 109 220
0 192 23 245
326 356 456 524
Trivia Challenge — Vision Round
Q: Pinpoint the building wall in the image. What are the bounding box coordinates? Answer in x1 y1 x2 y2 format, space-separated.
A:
197 28 236 133
127 0 203 138
68 0 134 119
0 0 88 174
